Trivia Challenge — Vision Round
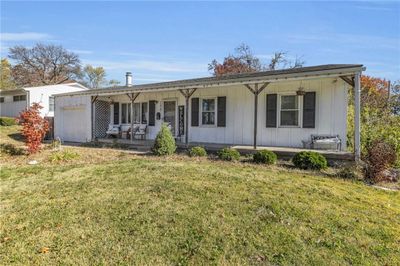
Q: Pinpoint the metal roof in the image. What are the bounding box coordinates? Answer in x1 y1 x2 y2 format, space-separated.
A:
55 64 364 97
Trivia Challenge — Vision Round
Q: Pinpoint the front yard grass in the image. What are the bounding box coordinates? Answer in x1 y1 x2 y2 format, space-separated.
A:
0 125 399 264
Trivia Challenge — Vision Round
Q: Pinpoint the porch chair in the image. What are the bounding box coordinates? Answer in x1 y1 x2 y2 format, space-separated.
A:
106 124 121 138
127 124 140 139
134 124 147 140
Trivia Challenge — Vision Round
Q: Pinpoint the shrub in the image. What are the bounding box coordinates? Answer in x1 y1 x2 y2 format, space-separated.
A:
253 150 277 165
365 140 397 182
0 143 25 156
19 103 49 154
337 166 359 180
189 146 207 157
49 150 80 162
0 117 17 126
292 151 327 170
50 137 62 151
152 123 176 156
218 148 240 161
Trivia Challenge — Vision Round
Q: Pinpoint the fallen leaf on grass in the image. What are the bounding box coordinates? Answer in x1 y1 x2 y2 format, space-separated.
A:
39 247 50 253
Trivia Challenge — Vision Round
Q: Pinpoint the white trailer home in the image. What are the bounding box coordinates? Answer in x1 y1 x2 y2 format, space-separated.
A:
0 83 89 118
54 65 364 159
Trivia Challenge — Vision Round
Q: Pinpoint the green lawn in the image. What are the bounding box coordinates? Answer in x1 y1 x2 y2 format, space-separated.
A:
0 126 399 265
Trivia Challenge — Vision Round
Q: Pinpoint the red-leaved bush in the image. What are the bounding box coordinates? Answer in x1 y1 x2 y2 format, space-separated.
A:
365 140 397 182
18 103 49 154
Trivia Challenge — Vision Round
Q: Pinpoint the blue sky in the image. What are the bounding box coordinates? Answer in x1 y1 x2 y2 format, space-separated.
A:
1 1 399 84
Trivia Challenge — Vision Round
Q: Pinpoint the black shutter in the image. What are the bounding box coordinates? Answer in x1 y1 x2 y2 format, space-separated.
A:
148 100 156 126
266 94 277 127
217 96 226 127
113 102 119 125
178 105 185 136
303 92 316 128
191 98 199 126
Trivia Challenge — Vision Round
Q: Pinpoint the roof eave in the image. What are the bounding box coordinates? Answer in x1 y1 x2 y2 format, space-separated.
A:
55 65 365 97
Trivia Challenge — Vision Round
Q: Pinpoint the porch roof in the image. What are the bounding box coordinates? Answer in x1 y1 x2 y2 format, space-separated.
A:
56 64 364 97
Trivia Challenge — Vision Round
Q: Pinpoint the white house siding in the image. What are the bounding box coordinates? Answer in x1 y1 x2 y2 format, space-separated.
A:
0 95 27 117
54 95 92 142
26 84 88 117
258 78 348 150
91 76 348 149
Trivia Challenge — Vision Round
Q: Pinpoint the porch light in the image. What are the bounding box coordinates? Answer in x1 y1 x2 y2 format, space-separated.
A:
296 81 306 96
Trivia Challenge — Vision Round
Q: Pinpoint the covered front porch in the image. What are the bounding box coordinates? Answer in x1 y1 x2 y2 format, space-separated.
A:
79 65 365 161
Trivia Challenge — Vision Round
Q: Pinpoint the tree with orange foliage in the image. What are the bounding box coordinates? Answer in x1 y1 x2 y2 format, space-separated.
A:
19 103 49 154
360 75 390 108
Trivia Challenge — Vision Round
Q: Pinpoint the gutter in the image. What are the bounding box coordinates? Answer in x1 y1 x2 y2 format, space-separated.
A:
55 66 365 98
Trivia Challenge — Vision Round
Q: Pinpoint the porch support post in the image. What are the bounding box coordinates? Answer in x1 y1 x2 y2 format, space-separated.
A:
179 88 197 146
354 72 361 161
91 95 98 141
245 82 270 149
126 92 140 143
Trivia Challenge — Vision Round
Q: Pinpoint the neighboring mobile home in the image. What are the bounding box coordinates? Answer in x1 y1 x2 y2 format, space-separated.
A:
0 83 89 118
54 64 364 159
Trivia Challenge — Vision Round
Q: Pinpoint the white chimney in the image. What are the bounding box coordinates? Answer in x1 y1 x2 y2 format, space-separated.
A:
126 72 133 87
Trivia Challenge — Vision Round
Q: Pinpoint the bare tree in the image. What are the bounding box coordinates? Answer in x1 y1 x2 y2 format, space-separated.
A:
108 79 121 87
268 51 288 70
209 44 305 76
9 43 81 86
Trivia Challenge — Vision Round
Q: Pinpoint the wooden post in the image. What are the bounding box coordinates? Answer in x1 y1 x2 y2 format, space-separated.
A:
185 96 189 145
354 73 361 161
253 84 258 149
179 88 197 146
126 93 140 143
245 83 269 149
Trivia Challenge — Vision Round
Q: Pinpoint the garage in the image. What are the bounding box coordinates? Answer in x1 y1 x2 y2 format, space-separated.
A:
54 94 92 143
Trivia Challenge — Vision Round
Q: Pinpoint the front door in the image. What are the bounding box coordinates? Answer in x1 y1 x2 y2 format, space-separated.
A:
163 100 176 136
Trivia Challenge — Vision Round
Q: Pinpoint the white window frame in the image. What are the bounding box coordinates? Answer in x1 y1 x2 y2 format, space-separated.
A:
49 96 55 112
120 102 148 125
200 97 217 127
278 94 302 128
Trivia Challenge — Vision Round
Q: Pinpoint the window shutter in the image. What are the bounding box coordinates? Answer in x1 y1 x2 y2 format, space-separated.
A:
148 100 156 126
266 94 277 127
217 96 226 127
303 92 316 128
113 102 119 125
191 98 199 126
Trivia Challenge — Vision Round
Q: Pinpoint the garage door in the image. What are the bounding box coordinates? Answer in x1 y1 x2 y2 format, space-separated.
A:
62 107 87 142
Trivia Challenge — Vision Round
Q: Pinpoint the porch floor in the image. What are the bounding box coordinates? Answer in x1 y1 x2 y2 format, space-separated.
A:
97 138 354 161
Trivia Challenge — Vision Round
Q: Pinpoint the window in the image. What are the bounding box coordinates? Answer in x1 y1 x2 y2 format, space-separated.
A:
49 96 55 112
141 102 148 124
128 103 131 123
201 98 216 125
132 103 140 123
13 95 26 102
121 103 133 124
121 103 128 124
0 97 4 103
280 95 299 126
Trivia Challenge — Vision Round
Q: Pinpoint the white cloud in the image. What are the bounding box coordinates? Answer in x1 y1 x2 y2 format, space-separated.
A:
1 32 52 41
